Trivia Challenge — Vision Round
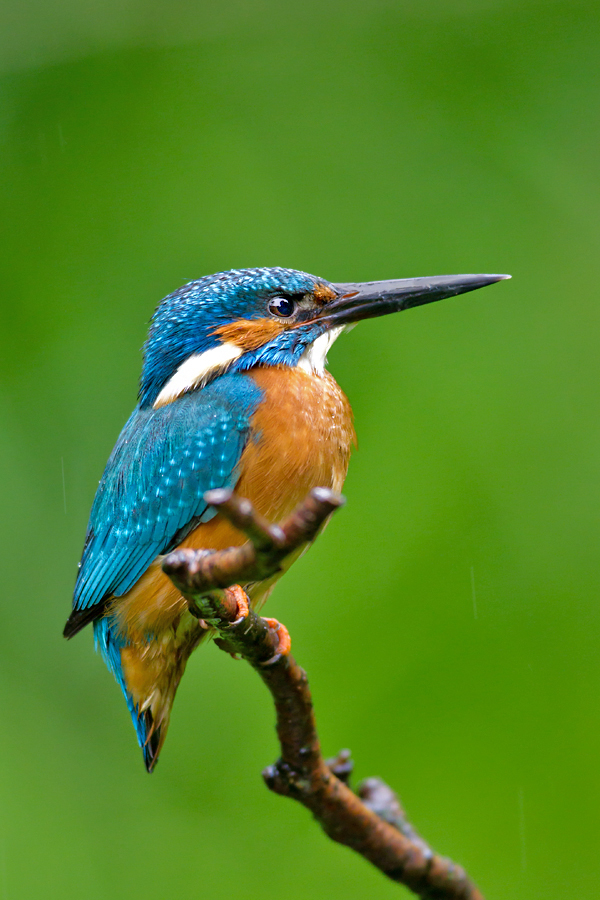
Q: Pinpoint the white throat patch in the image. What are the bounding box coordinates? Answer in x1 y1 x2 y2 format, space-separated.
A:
153 341 243 408
296 326 344 376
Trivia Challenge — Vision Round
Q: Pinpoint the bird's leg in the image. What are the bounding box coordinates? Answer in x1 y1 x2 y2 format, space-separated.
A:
209 584 291 665
227 584 249 625
211 585 249 659
260 618 291 665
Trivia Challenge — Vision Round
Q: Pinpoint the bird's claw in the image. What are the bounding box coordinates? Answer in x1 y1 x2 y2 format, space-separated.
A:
224 584 250 625
214 586 290 665
260 618 291 666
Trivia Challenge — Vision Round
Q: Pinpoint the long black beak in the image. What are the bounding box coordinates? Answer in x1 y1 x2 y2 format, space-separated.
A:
322 273 510 327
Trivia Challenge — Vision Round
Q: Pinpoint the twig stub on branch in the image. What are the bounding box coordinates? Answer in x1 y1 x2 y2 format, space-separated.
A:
163 486 344 597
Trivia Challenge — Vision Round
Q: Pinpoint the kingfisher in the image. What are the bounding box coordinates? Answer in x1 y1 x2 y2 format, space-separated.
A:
64 267 509 771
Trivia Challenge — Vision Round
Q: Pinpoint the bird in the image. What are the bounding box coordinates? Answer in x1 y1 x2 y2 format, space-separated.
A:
64 266 509 771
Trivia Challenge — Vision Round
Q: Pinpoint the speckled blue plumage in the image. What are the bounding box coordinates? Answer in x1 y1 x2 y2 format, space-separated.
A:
140 267 330 407
74 373 262 615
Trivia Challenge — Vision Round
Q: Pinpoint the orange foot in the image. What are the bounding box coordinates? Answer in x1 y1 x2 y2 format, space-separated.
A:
224 584 250 625
261 618 292 666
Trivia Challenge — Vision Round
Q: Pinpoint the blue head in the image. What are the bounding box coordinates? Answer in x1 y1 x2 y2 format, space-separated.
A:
139 266 510 409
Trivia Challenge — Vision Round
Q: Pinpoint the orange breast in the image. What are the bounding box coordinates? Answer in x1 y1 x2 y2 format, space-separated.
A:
111 366 355 640
233 365 355 521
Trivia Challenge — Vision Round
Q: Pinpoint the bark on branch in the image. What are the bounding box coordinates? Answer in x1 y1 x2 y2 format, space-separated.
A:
162 488 484 900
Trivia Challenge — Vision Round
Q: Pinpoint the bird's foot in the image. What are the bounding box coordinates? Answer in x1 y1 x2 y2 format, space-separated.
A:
212 585 250 658
225 584 249 625
260 618 291 666
222 584 290 661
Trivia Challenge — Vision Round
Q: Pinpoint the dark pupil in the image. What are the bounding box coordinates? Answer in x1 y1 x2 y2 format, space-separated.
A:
269 297 296 317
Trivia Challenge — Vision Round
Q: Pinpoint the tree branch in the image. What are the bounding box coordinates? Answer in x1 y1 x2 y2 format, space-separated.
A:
162 489 484 900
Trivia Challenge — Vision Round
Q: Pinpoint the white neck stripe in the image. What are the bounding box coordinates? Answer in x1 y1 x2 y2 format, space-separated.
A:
153 342 243 408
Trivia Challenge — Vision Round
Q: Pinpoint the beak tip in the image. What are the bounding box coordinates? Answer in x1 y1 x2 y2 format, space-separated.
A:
475 273 511 285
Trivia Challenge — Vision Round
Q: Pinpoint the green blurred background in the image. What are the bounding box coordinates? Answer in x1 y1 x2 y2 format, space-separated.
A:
1 1 598 897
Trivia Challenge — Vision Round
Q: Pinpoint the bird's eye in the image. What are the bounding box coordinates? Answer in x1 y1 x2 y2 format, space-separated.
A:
268 296 297 318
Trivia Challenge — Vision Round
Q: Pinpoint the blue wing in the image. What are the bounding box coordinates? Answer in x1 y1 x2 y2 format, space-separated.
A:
68 374 263 627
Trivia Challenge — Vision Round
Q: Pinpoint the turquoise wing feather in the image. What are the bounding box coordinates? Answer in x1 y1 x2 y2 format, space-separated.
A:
68 374 263 628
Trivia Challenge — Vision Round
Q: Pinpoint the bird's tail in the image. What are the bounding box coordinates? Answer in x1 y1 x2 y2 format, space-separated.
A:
93 616 205 772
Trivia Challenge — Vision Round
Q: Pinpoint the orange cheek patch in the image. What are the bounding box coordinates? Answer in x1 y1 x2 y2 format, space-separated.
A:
212 319 286 351
313 283 336 304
